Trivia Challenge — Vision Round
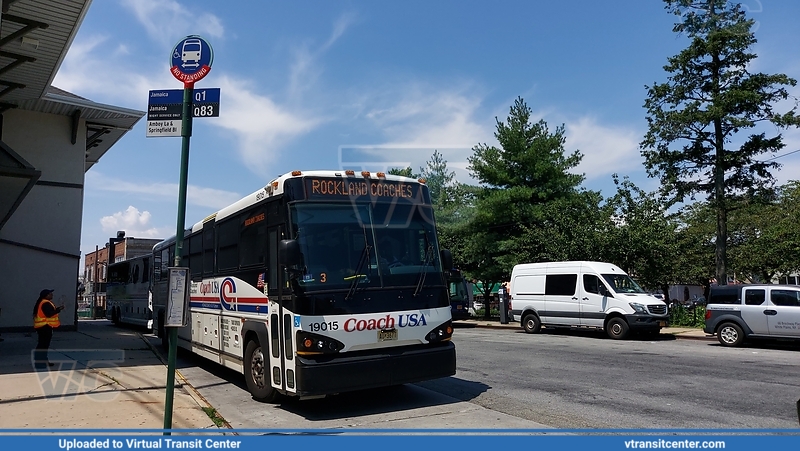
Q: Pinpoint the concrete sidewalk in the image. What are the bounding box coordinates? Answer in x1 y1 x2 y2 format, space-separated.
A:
0 320 218 430
454 318 714 340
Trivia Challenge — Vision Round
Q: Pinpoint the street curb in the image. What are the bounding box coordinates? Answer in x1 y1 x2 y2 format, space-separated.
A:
137 331 236 432
454 321 715 341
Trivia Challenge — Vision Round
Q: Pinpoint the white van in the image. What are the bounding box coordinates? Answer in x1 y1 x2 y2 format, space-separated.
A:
509 261 668 339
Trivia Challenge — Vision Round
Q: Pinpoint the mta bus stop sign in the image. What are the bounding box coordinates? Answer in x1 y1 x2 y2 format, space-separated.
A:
170 35 213 85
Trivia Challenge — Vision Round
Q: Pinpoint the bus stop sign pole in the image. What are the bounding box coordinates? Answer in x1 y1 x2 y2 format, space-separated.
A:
164 35 213 433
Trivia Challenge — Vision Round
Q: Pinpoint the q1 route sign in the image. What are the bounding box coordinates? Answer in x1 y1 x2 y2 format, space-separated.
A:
146 88 220 137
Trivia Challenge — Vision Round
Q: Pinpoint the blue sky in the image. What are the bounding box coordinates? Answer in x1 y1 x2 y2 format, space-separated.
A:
54 0 800 261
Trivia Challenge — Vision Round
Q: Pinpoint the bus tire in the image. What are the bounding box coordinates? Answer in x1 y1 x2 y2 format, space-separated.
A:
244 339 278 403
111 307 119 324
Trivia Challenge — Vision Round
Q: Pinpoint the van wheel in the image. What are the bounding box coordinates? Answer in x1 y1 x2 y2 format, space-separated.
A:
717 322 744 347
606 317 629 340
244 339 278 403
522 313 541 334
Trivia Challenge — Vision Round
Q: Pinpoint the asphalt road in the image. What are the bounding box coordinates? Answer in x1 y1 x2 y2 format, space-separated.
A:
428 326 800 429
160 326 800 430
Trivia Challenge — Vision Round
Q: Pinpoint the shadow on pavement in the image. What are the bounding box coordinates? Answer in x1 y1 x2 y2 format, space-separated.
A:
142 331 484 422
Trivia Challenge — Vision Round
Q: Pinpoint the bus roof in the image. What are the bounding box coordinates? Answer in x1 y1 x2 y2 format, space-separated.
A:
187 170 423 233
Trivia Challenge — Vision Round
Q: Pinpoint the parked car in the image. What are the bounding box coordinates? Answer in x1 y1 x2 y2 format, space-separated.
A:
704 284 800 347
680 295 706 309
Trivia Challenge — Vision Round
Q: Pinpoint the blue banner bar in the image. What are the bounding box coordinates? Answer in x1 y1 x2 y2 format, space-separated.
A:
149 89 220 105
2 432 800 451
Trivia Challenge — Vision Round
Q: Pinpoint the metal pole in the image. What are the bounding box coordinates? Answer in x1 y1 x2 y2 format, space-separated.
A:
93 245 98 319
164 84 193 433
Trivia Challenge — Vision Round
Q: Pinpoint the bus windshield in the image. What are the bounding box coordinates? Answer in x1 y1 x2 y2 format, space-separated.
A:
290 202 444 292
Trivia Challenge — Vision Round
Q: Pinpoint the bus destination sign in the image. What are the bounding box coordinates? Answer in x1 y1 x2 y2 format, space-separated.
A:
303 177 424 203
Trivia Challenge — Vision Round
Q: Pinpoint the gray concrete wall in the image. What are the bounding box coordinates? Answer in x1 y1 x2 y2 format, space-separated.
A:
0 109 86 331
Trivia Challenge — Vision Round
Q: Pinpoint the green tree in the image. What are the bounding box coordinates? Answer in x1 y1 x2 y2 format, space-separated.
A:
419 150 456 206
462 97 589 318
726 182 800 282
675 202 716 291
641 0 800 285
602 175 680 297
387 166 417 178
421 154 478 272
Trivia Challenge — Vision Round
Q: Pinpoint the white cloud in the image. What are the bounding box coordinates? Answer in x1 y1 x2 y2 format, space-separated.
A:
120 0 224 46
100 206 166 238
289 12 357 97
52 35 174 108
345 83 490 183
210 75 321 171
86 172 242 210
566 117 643 181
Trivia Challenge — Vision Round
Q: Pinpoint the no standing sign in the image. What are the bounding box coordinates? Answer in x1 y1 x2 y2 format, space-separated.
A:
170 35 214 86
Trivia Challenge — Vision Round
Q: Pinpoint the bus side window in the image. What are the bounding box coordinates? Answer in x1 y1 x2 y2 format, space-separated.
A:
240 208 267 267
203 221 215 275
143 257 150 284
268 228 278 294
216 218 239 271
153 253 161 281
188 233 202 277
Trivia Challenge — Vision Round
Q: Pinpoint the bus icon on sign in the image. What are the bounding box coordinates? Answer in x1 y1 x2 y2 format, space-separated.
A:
181 39 202 69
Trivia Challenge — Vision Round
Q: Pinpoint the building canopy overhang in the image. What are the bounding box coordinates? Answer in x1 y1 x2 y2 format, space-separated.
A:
0 0 145 231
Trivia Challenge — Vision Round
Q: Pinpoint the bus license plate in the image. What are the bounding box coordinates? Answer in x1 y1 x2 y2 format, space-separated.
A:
378 329 398 342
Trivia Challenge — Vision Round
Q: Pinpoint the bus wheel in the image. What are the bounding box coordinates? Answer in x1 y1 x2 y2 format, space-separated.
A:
606 317 630 340
111 307 118 324
244 339 278 403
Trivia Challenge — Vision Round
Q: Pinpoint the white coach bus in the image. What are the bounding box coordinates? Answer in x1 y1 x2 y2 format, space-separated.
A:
151 170 456 402
106 254 153 329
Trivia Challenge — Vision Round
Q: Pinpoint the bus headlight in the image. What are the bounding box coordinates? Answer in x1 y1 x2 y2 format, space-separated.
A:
629 302 648 314
296 331 345 355
425 320 453 343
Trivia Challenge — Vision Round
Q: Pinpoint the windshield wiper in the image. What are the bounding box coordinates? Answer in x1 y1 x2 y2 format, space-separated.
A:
345 244 371 300
412 241 434 297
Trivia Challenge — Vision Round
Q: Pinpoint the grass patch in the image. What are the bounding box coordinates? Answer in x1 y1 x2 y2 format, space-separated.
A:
669 306 706 328
202 407 227 428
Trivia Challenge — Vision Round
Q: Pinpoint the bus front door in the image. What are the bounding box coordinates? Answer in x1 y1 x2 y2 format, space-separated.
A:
267 227 297 396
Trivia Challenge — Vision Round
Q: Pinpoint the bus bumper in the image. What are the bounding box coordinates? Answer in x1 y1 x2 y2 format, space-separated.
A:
293 341 456 397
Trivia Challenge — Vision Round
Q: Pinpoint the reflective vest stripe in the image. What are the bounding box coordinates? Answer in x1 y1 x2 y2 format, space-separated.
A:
34 300 60 328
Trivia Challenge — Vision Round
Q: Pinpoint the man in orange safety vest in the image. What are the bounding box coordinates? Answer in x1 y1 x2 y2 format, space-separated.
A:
32 289 64 367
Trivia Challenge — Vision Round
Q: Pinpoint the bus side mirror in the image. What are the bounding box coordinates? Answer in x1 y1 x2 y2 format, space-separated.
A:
440 249 453 271
279 239 302 268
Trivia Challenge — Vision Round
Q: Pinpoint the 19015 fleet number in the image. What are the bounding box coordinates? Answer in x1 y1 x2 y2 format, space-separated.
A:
307 321 339 332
